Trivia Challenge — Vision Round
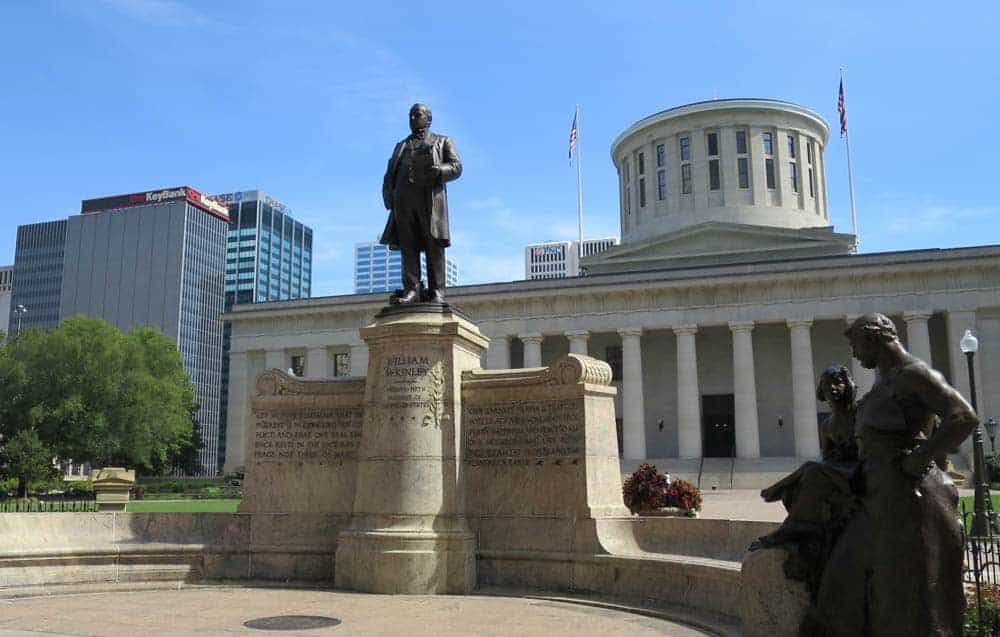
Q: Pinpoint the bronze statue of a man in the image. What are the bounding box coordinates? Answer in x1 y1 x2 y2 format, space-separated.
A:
380 103 462 304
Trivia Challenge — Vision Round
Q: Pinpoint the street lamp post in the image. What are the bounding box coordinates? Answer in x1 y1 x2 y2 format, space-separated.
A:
13 304 27 336
962 329 992 536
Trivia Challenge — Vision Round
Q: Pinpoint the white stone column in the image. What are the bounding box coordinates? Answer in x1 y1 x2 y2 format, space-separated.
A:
729 321 761 459
904 311 934 366
485 335 511 370
521 334 544 368
788 319 821 458
224 351 250 472
566 330 590 356
619 328 646 460
674 325 702 459
305 346 330 378
845 315 877 398
264 349 286 372
349 344 369 377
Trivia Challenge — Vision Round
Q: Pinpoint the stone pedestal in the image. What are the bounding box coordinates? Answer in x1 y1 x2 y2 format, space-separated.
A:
92 467 135 512
335 306 488 594
740 547 810 637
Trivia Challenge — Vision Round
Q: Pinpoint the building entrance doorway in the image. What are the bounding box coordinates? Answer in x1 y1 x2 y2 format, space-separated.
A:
701 394 735 458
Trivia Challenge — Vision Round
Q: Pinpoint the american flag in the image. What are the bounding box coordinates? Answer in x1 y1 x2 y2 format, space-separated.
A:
568 110 578 160
838 79 848 137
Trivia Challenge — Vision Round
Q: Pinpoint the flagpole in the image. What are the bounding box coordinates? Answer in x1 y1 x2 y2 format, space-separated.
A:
841 67 859 251
575 104 584 259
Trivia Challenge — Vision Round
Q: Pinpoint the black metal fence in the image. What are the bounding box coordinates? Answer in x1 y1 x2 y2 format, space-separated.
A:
961 502 1000 635
0 497 97 513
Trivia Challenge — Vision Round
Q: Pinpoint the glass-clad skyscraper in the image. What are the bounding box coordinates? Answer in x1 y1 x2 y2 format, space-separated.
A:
8 220 68 331
216 190 312 305
354 240 459 294
214 190 313 471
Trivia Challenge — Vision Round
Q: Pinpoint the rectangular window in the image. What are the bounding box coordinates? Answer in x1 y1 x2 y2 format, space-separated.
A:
639 177 646 207
763 132 774 155
638 152 645 175
656 144 665 167
790 162 799 193
809 168 815 197
788 134 796 158
657 169 667 200
334 353 350 377
708 159 721 190
806 142 814 164
736 130 748 155
738 158 750 189
707 132 719 156
290 355 305 377
679 137 690 161
765 159 776 189
681 164 692 194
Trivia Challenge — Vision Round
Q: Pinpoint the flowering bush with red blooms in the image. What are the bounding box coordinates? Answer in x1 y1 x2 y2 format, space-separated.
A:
668 479 702 514
623 465 703 516
622 463 671 514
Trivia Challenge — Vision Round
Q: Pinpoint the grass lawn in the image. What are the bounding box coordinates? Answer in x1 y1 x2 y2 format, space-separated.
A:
959 494 1000 517
126 499 240 513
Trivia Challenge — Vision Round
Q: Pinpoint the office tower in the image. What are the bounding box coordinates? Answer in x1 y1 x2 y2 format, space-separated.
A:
213 189 313 472
30 186 229 475
354 241 459 294
8 220 68 331
524 237 619 280
0 265 12 335
215 190 313 306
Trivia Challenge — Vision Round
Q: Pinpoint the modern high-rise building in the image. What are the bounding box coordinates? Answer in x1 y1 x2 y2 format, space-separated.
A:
213 189 314 472
354 241 459 294
8 220 68 332
214 190 313 306
11 186 229 475
0 266 12 335
524 237 619 280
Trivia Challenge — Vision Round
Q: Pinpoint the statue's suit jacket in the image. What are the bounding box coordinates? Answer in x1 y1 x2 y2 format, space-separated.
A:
380 132 462 249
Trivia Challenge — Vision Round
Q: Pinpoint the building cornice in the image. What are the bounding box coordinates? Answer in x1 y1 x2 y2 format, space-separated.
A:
223 244 1000 325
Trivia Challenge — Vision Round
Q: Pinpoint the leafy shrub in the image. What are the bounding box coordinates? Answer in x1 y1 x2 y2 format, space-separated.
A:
669 479 702 514
623 463 672 514
223 466 245 487
62 480 94 498
964 583 1000 636
986 452 1000 484
622 464 703 516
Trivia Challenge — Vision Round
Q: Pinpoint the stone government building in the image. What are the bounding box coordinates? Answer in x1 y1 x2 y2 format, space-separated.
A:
223 99 1000 484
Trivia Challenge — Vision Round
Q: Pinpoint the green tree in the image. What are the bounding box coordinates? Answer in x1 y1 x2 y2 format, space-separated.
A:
0 317 199 475
1 429 57 497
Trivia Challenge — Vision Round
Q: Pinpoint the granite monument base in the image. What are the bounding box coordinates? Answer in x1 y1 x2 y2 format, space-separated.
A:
333 307 487 594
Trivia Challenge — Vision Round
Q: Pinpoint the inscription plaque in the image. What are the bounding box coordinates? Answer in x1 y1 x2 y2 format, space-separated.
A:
377 353 447 428
252 407 363 462
464 399 585 466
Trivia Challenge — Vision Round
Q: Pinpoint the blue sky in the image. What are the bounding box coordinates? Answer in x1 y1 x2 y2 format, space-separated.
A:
1 1 998 296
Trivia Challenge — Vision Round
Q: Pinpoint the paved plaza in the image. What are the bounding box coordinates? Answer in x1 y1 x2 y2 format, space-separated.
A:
0 587 726 637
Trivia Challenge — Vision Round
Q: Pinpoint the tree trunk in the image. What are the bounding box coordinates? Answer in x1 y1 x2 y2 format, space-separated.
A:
16 476 27 499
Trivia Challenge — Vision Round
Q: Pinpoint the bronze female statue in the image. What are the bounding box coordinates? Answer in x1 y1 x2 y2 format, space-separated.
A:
756 313 978 636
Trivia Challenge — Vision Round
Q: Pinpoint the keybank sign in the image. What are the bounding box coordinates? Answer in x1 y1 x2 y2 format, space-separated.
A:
82 186 230 222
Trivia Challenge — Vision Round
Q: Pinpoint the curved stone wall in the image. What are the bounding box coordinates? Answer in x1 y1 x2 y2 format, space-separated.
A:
611 99 830 243
0 511 776 624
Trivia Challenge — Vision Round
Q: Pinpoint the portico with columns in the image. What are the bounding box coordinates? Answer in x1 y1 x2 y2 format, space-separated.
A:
223 243 1000 478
